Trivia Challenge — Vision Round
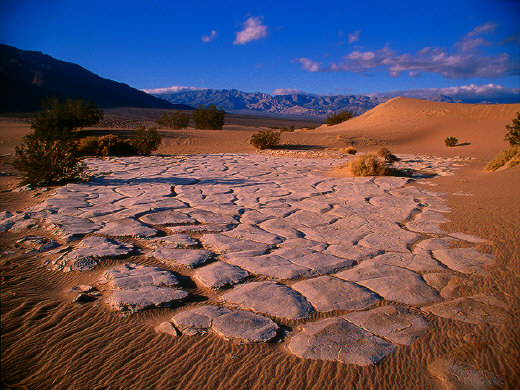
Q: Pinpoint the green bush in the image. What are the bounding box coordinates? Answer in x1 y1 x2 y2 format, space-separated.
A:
250 129 281 150
377 147 399 162
13 134 84 185
444 136 458 147
325 110 354 126
192 105 225 130
156 110 190 129
31 97 103 141
505 112 520 146
130 125 161 155
77 135 135 157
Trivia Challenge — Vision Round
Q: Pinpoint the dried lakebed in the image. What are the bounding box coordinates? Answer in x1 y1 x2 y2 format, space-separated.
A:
1 153 505 368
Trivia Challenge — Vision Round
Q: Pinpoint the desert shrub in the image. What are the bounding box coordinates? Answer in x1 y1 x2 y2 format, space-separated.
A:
130 125 161 156
156 110 190 130
77 135 135 157
485 146 520 171
13 134 84 185
444 136 458 147
250 129 281 150
377 147 399 162
343 146 357 155
326 110 354 126
192 105 225 130
31 97 103 141
348 154 390 176
306 126 317 130
279 126 295 132
505 112 520 146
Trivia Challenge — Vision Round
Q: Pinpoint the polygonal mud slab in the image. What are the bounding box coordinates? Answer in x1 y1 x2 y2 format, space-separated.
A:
172 305 229 335
422 295 508 326
194 262 249 289
221 281 315 320
422 273 474 299
358 225 420 253
62 236 134 271
368 252 445 272
139 210 197 225
287 317 397 366
291 276 381 312
413 237 456 257
96 218 157 238
149 248 214 268
448 232 489 244
224 253 316 280
432 248 494 276
427 358 503 390
201 233 272 255
272 248 356 275
335 263 440 305
323 244 382 261
145 234 200 248
345 305 428 345
171 305 279 342
45 214 103 241
99 263 188 312
223 224 285 245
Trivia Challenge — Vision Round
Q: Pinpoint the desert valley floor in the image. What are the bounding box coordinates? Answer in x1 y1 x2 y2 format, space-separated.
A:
1 98 519 389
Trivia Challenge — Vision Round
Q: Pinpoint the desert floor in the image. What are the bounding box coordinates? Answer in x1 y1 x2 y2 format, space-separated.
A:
1 99 519 389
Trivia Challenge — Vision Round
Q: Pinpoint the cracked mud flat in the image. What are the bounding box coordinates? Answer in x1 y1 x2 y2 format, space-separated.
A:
0 153 509 388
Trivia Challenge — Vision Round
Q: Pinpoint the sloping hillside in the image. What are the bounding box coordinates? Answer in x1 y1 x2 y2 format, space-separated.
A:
0 44 192 112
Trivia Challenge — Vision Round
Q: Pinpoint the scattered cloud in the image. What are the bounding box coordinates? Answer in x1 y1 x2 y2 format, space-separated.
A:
455 22 497 52
142 85 202 94
292 57 320 72
201 30 217 43
501 33 520 46
348 30 360 44
234 16 267 45
273 88 305 95
255 63 264 68
467 22 498 38
369 83 520 103
294 23 520 79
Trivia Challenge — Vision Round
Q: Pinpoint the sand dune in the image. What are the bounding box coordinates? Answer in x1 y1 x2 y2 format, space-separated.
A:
319 97 520 159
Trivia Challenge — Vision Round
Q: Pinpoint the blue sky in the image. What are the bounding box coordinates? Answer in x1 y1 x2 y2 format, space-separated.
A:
1 0 519 98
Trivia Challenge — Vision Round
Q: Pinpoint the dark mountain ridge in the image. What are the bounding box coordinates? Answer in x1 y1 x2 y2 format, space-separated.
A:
0 44 192 112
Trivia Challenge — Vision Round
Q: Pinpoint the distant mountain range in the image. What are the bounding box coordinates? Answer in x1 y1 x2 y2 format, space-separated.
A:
152 89 463 118
0 44 192 112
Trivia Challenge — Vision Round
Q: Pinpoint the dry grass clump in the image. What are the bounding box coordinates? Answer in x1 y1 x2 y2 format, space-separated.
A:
343 146 357 155
347 154 391 176
377 147 399 162
485 146 520 171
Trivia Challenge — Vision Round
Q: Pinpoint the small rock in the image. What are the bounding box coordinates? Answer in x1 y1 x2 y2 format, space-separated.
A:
428 358 503 389
73 293 97 303
155 321 179 336
71 284 95 293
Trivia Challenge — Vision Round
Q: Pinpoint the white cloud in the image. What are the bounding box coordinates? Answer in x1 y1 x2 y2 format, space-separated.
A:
348 30 360 44
292 57 320 72
142 85 202 95
369 83 520 103
234 16 267 45
202 30 217 43
273 88 305 95
295 23 519 79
